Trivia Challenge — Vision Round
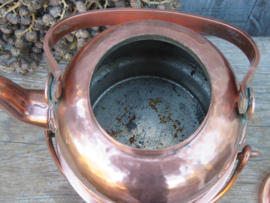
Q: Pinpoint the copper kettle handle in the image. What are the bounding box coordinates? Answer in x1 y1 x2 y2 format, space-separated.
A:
44 8 260 105
45 130 65 177
259 173 270 203
210 145 260 203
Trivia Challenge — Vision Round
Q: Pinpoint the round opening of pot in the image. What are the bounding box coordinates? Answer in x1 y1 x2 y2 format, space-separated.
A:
90 35 211 150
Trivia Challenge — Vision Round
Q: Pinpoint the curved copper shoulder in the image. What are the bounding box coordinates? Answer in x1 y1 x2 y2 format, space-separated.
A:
44 8 260 99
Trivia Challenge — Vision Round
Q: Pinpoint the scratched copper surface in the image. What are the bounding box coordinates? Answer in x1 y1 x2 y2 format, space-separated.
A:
54 21 242 202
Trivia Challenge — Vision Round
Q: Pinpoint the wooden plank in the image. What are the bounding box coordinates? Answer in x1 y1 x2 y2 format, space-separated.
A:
0 37 269 202
244 0 270 36
179 0 257 29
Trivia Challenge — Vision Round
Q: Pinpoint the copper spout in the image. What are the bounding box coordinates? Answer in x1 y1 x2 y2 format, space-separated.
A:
0 75 50 129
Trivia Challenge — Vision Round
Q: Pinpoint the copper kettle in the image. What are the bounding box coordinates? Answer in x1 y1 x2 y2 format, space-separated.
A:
0 9 261 203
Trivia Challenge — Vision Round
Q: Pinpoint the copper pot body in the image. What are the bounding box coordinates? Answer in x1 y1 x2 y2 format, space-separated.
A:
0 9 260 203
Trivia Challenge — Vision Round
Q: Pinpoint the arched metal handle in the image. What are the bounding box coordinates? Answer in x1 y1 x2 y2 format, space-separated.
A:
210 145 260 203
45 130 65 178
44 8 260 103
259 173 270 203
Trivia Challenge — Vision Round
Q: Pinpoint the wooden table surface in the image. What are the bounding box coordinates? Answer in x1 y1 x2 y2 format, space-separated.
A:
0 37 269 203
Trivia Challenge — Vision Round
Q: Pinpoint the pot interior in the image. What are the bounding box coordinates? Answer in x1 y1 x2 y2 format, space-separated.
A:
90 35 211 150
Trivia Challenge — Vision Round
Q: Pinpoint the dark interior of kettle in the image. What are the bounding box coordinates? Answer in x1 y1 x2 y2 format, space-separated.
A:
90 36 211 150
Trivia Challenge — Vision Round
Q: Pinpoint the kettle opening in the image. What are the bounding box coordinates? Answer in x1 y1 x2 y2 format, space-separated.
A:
90 35 211 150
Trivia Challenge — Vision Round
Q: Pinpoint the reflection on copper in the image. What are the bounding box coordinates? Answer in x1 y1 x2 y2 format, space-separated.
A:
44 9 260 103
210 145 252 202
0 75 49 129
45 130 65 177
0 9 261 203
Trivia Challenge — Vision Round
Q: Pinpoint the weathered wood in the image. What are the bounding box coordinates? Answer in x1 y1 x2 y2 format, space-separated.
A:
178 0 270 36
244 0 270 36
178 0 257 30
0 37 269 202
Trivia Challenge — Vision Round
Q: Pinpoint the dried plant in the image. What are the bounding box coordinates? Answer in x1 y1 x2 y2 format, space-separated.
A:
0 0 181 75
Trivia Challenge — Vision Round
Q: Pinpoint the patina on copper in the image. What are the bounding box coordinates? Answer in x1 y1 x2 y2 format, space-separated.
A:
0 8 261 203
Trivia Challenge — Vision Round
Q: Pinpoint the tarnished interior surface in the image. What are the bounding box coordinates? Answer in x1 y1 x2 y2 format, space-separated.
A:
90 36 211 150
